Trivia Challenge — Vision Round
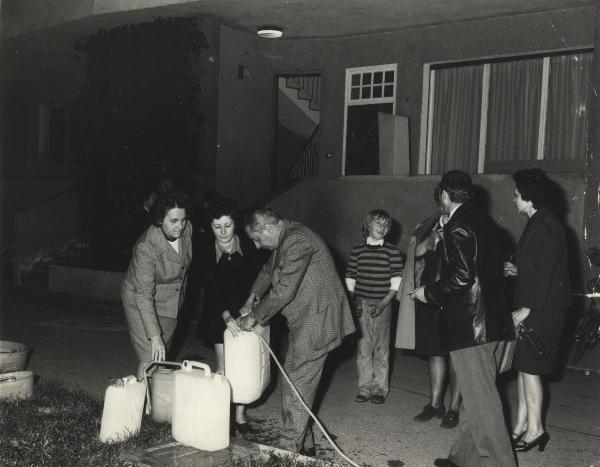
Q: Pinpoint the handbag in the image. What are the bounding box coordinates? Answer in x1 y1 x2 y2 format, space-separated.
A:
517 322 545 360
498 339 516 373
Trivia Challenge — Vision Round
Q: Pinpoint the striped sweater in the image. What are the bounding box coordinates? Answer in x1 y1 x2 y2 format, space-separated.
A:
345 242 404 300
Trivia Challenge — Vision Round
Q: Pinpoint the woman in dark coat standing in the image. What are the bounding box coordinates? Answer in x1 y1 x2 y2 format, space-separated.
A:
503 168 571 453
197 199 265 433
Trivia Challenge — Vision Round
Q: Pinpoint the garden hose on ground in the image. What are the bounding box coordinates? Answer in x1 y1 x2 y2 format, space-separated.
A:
253 330 360 467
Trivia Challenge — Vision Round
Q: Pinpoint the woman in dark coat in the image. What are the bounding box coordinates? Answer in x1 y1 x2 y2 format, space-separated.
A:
198 199 265 433
503 168 571 453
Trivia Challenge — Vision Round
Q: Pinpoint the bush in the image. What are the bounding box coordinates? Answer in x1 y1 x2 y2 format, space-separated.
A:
72 17 207 270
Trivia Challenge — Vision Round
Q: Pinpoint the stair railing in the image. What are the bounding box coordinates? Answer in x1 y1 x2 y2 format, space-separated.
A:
286 75 321 111
288 125 320 184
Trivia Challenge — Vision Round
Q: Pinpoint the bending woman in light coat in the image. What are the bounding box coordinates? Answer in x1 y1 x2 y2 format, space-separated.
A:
121 189 192 379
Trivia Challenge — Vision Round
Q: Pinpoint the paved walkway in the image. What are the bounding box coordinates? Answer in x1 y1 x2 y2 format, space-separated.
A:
1 279 599 466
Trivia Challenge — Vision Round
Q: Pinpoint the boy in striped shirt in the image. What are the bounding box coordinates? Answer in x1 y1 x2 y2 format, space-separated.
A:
345 210 404 404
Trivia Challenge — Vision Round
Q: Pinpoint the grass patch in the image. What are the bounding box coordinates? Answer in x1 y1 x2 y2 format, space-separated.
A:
0 380 170 466
0 381 325 466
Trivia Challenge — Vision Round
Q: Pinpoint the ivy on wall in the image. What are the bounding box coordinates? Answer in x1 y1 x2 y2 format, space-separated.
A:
72 17 207 270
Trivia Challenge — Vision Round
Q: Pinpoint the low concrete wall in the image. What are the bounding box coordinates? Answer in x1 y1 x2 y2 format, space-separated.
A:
14 191 81 285
268 174 584 269
49 265 124 301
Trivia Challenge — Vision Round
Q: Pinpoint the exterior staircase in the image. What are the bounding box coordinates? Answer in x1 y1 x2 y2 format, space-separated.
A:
281 75 321 184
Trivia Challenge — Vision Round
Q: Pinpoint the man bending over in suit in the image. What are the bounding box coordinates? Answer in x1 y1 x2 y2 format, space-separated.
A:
238 208 356 456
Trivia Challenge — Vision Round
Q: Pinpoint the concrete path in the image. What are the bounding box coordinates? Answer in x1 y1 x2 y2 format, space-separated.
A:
1 280 599 467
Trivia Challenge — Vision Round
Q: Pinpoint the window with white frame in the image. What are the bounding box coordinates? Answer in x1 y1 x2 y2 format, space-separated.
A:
420 50 592 174
343 64 397 175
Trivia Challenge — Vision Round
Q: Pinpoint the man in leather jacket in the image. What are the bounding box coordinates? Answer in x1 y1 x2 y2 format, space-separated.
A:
411 171 515 467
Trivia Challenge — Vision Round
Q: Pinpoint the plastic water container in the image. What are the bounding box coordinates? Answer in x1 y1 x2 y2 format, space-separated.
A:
0 371 34 400
224 324 270 404
144 361 181 423
172 360 230 451
99 375 145 443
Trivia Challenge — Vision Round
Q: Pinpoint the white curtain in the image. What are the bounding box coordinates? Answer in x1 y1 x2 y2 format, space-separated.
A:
431 64 483 174
545 52 592 160
486 58 543 162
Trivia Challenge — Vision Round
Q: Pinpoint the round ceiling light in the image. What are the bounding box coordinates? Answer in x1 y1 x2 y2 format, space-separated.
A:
257 27 283 38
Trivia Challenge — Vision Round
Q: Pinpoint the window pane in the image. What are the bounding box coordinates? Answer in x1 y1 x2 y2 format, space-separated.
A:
545 52 591 160
351 74 361 86
383 85 394 97
361 87 371 99
373 85 382 98
373 72 383 84
362 73 372 85
351 88 360 100
430 64 483 174
384 71 394 83
487 58 542 162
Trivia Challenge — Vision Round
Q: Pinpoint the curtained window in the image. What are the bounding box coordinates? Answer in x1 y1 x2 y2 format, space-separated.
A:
424 49 592 174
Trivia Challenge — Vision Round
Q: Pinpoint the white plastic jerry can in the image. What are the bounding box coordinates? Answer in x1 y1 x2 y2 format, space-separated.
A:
172 360 230 451
224 324 270 404
99 375 145 443
144 361 182 423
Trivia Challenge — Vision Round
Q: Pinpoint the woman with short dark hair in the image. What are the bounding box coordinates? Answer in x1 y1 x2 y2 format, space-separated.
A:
121 189 192 379
504 168 571 453
197 198 266 434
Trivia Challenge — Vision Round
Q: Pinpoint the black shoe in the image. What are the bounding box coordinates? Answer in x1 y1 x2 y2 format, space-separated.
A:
514 432 549 452
440 410 459 429
433 458 459 467
299 446 316 457
234 422 253 435
355 394 370 402
510 431 523 445
413 403 445 422
371 395 385 404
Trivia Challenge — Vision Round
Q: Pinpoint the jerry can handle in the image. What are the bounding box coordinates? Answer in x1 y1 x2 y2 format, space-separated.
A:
182 360 211 375
143 361 182 415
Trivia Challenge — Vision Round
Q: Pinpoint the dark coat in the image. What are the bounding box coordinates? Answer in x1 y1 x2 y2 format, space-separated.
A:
512 206 571 373
252 221 356 354
198 233 265 343
425 202 511 351
514 206 571 311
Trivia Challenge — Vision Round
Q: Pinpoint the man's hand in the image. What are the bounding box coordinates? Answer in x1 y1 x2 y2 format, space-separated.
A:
409 287 427 303
237 312 257 331
239 293 260 317
370 301 387 318
150 335 166 361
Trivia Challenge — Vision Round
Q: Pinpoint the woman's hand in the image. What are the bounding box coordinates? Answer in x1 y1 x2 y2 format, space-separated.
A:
150 335 166 362
225 316 242 336
503 261 517 277
512 307 531 327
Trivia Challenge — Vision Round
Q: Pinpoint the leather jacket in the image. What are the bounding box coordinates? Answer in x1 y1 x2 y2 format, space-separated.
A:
424 202 512 351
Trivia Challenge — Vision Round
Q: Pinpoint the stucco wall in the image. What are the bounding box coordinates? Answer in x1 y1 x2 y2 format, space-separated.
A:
268 6 595 178
267 175 585 277
216 26 275 207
